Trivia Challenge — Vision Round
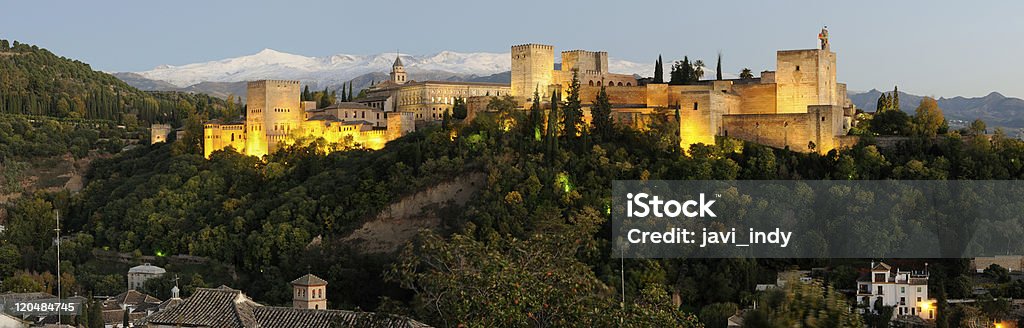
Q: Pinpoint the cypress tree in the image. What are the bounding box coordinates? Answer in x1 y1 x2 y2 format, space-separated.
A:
122 308 130 327
546 90 560 158
348 83 354 101
592 85 613 139
716 53 723 80
892 85 900 111
302 85 310 101
340 83 347 102
529 87 542 141
654 55 664 84
563 70 583 139
682 57 692 85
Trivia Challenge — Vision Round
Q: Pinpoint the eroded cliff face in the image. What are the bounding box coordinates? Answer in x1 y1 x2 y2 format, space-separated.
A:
343 172 485 253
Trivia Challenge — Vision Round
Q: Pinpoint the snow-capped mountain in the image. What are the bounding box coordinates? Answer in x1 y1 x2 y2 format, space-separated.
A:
129 48 653 88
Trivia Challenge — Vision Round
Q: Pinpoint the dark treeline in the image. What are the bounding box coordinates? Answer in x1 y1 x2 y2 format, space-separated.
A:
0 39 238 127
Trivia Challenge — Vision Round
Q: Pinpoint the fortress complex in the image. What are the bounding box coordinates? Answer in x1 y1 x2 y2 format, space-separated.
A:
202 80 415 158
357 56 512 122
511 28 856 153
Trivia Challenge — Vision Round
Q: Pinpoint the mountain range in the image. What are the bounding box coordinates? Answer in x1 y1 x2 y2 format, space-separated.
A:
850 90 1024 130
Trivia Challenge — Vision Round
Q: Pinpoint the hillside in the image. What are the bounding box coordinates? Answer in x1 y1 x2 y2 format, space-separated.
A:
0 39 235 125
851 89 1024 129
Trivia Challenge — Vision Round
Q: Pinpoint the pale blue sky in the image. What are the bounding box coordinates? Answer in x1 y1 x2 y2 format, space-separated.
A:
2 0 1022 98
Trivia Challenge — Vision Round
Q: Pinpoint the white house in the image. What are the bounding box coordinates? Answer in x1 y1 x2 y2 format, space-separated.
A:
857 261 935 320
127 263 165 291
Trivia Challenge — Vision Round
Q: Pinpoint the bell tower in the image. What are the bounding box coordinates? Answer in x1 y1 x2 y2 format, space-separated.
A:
390 53 407 84
291 274 328 310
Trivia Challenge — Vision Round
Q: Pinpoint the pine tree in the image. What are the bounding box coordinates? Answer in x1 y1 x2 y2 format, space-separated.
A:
592 85 613 139
563 70 583 138
716 53 723 80
740 68 753 79
654 55 664 84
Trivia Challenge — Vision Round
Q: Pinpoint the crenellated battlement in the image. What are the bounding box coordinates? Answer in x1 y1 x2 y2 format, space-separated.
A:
247 80 301 87
511 43 554 51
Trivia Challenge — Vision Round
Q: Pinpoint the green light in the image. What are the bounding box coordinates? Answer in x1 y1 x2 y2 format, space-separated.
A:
155 250 166 257
557 173 572 193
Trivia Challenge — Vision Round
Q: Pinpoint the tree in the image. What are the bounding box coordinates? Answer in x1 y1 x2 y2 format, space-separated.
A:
691 59 705 81
302 85 311 101
562 70 584 138
87 300 105 328
869 110 911 136
892 86 900 111
876 93 889 112
700 302 737 328
654 55 664 84
546 90 560 157
984 264 1010 283
528 88 543 141
452 97 467 120
122 308 130 327
969 119 987 135
339 83 347 102
912 97 945 138
591 86 613 140
348 83 354 103
743 280 862 327
715 53 723 80
670 57 691 85
739 68 753 79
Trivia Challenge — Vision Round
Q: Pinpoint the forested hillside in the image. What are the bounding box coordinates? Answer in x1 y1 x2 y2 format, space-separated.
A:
0 39 239 125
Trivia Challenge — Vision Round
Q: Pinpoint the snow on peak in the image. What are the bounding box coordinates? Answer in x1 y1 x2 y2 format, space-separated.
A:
134 49 652 88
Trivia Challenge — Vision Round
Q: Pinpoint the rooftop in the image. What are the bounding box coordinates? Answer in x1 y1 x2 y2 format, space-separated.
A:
291 273 328 286
140 286 430 328
129 263 166 275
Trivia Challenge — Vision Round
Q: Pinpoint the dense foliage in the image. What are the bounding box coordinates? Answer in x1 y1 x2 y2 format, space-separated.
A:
0 39 236 125
6 68 1024 327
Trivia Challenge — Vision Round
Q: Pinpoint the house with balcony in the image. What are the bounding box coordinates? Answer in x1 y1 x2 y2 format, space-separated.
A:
856 261 935 320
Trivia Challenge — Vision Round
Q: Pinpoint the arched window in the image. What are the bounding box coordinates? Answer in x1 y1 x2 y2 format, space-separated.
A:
626 83 632 86
597 81 602 86
589 80 594 86
617 82 623 86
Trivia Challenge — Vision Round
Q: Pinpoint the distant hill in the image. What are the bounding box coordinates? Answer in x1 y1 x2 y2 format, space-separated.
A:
851 89 1024 129
0 39 234 124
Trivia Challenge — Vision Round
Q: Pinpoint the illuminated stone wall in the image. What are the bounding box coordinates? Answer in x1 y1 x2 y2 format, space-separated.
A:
395 82 510 121
775 49 837 114
722 105 844 153
511 44 554 100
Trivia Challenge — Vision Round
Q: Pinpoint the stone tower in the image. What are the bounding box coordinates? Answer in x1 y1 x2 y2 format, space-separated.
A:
291 274 328 310
510 44 554 100
245 80 301 157
773 32 838 114
390 54 407 84
561 50 608 74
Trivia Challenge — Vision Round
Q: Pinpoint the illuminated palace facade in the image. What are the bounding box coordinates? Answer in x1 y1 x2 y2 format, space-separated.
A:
202 80 414 158
511 28 856 153
203 29 854 158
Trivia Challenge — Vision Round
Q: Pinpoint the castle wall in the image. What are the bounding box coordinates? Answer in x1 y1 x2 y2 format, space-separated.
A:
579 85 648 105
721 105 844 153
733 83 778 114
